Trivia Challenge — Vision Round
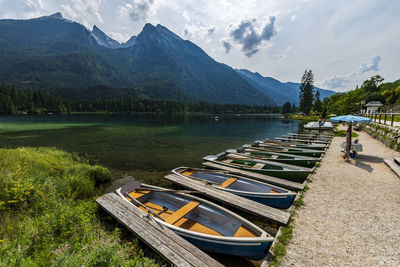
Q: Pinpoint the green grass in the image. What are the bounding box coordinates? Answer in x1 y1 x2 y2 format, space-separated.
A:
334 130 359 138
0 147 164 266
268 184 309 266
287 114 320 122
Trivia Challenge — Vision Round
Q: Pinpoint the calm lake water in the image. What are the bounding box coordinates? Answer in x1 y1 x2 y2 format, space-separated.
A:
0 114 301 189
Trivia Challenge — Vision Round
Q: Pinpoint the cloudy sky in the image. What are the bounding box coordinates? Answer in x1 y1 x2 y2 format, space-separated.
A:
0 0 399 92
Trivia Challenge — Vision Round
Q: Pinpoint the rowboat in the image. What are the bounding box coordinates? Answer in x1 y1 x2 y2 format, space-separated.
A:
117 182 274 260
274 137 329 145
303 121 334 130
245 144 324 158
282 134 332 142
255 140 327 151
287 132 333 138
172 167 297 209
203 153 312 182
227 148 320 168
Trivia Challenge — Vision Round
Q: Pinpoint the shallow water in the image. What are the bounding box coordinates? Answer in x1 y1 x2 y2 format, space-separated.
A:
0 114 300 188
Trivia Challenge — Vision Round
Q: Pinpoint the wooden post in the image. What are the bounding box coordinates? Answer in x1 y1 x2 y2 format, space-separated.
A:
392 114 395 127
374 114 377 122
379 114 381 124
384 114 387 125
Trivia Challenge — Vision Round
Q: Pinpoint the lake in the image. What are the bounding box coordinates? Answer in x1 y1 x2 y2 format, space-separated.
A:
0 114 301 189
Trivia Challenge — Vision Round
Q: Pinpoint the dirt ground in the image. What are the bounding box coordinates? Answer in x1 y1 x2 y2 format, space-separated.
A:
282 129 400 266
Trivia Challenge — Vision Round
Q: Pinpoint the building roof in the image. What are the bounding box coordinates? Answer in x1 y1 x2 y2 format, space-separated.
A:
365 101 383 107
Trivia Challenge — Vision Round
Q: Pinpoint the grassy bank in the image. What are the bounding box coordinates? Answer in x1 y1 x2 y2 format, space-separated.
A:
287 114 320 122
0 147 163 266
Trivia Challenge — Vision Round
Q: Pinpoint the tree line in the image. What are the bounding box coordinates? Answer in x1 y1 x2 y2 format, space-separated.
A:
0 86 282 114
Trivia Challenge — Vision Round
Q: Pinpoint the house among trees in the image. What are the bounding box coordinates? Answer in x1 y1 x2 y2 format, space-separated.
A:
365 101 383 114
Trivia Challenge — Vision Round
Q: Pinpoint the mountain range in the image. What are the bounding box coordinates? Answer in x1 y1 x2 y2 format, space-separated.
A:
0 13 335 106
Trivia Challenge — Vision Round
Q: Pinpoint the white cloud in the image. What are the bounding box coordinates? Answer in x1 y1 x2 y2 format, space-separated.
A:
322 55 382 91
358 55 381 74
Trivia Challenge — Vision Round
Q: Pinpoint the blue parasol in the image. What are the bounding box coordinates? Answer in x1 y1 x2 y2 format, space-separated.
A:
329 115 370 160
329 115 371 123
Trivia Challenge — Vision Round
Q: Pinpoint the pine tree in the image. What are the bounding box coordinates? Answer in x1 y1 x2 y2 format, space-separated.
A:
282 101 291 114
313 90 322 113
291 103 296 113
299 69 314 115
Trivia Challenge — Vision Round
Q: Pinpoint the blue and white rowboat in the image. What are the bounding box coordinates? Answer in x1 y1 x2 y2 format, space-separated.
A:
172 167 297 209
117 182 274 260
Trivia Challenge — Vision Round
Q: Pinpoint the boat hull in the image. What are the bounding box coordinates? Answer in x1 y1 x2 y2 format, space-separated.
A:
244 154 318 168
181 233 272 261
251 147 324 158
238 193 296 209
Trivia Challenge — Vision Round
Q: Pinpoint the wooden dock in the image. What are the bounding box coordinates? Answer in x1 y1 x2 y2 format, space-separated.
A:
96 193 223 267
164 174 291 225
202 161 306 191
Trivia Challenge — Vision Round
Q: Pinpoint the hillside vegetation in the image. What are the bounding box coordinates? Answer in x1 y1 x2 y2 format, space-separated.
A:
0 147 163 266
323 75 400 115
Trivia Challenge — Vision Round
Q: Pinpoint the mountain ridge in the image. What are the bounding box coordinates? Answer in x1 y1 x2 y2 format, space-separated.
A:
0 13 335 106
236 69 336 105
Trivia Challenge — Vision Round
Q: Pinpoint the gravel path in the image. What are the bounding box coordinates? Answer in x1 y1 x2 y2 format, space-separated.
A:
282 129 400 266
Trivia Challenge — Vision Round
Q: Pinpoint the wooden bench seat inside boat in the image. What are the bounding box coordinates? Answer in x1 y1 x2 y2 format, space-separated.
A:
218 177 238 188
165 201 200 224
128 190 151 199
269 189 279 194
182 171 195 176
234 225 257 237
137 200 223 236
253 163 265 169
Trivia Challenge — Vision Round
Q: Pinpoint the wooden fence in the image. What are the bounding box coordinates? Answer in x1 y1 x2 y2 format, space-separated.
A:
363 113 400 126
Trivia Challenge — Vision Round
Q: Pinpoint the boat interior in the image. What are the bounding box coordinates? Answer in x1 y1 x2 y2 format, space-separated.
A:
180 169 282 194
125 190 260 238
221 157 284 170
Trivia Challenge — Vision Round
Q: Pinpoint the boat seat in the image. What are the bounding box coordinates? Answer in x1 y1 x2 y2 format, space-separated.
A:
234 225 257 237
128 190 151 199
182 170 195 176
269 189 279 194
223 159 233 163
218 177 238 188
165 201 200 225
253 163 265 169
270 155 278 159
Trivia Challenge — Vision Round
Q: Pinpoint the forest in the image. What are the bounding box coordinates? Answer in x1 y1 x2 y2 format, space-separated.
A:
322 75 400 115
0 86 280 114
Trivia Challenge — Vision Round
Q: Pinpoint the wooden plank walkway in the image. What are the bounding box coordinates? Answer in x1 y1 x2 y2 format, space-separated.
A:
96 193 223 267
202 161 305 191
164 174 291 225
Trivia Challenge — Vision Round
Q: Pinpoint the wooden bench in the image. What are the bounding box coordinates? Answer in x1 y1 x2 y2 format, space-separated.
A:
218 177 238 188
253 163 265 169
165 201 200 225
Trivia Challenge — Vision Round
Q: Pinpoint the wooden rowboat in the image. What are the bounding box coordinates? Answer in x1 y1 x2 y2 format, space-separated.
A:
203 152 313 183
245 144 324 158
255 140 327 151
303 121 334 130
172 167 297 209
227 148 320 168
117 182 273 260
281 134 332 142
274 137 330 145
